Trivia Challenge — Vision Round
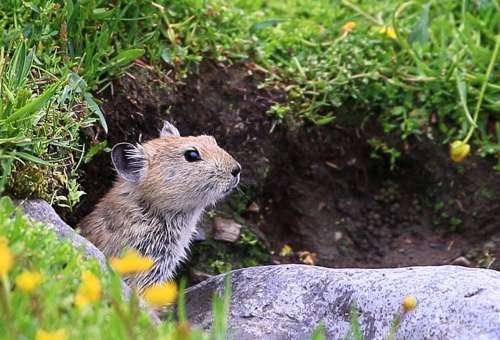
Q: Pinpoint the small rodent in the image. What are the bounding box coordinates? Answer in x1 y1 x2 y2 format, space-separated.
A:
79 121 241 291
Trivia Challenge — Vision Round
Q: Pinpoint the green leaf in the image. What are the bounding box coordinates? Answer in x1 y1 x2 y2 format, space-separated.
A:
315 116 335 126
311 322 326 340
3 80 61 124
250 19 286 33
109 48 145 67
456 71 476 127
386 312 402 340
15 151 51 165
20 47 35 88
83 140 107 163
92 8 115 20
12 42 27 89
177 279 187 322
211 274 232 339
0 136 31 145
84 92 108 133
0 158 13 193
0 195 15 214
349 302 363 340
408 3 431 46
9 42 35 90
160 47 172 65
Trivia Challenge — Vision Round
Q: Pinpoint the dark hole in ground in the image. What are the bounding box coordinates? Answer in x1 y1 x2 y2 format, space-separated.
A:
73 60 500 282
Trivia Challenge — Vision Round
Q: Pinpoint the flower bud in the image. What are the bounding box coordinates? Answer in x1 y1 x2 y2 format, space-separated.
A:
342 21 356 33
450 141 470 162
402 295 417 311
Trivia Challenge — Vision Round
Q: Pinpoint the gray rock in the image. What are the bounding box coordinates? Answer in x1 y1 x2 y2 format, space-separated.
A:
15 199 107 268
14 199 160 324
185 265 500 340
213 217 242 242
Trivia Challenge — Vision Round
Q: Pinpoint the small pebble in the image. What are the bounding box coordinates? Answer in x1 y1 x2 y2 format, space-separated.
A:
451 256 471 267
334 231 343 242
247 202 260 213
213 217 242 242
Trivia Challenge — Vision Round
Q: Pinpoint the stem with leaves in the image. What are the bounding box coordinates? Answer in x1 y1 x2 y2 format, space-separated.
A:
0 275 17 339
463 34 500 143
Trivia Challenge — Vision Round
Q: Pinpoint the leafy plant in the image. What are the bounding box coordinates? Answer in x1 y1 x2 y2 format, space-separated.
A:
0 196 235 339
344 302 363 340
2 0 499 208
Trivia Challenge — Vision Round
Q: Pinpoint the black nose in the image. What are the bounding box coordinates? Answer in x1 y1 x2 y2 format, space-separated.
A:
231 164 241 177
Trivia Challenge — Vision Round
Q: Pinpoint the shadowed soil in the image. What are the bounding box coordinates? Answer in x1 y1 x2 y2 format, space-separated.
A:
74 60 500 276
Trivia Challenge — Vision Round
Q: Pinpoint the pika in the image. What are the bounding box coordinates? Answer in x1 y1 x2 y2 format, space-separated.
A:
79 121 241 291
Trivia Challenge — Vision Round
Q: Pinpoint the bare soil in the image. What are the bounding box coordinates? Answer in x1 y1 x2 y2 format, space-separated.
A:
74 60 500 276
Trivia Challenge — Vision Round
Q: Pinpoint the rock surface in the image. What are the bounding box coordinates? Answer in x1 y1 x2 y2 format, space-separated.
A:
213 217 242 242
185 264 500 340
15 199 107 268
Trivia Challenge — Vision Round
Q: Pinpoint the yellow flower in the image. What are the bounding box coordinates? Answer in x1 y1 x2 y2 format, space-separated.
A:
74 271 101 308
16 271 43 293
342 21 357 33
0 237 13 276
386 27 397 39
377 26 397 39
36 329 67 340
279 244 293 257
450 140 470 162
402 295 417 311
74 293 90 308
110 249 154 274
143 281 178 307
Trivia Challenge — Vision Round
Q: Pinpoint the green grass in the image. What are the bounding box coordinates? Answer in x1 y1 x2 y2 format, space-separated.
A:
0 196 235 339
1 2 478 336
1 195 418 339
0 0 499 207
240 0 499 164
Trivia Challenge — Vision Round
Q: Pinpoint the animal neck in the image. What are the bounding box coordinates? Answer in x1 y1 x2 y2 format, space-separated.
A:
129 191 203 260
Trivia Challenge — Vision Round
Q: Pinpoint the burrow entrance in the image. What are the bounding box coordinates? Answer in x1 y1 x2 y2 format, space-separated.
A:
73 60 500 278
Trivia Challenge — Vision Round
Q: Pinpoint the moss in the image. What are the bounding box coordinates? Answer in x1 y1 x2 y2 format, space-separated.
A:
189 227 271 275
8 163 57 201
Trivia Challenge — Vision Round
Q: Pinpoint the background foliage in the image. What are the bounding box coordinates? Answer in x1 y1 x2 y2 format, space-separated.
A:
1 1 496 338
0 0 499 208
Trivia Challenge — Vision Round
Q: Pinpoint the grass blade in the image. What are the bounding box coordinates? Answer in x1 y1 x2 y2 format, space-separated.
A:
108 48 145 68
212 274 232 340
250 19 286 33
177 278 187 322
350 302 363 340
0 158 13 193
84 92 108 133
311 322 326 340
14 151 51 165
12 42 26 89
4 80 62 124
408 3 431 46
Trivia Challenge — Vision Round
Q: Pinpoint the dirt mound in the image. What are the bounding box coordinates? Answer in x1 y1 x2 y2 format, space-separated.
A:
264 122 500 268
75 60 500 274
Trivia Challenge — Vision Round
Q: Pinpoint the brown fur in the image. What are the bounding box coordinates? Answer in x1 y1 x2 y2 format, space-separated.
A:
79 124 240 291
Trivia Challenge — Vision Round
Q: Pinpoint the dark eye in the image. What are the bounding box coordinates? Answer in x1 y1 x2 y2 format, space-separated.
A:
184 149 201 162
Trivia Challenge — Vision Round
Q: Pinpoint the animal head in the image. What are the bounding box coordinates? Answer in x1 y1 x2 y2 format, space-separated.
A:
111 121 241 212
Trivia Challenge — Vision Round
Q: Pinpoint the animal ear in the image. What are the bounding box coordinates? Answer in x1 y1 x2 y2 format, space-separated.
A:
111 143 146 182
160 120 180 137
